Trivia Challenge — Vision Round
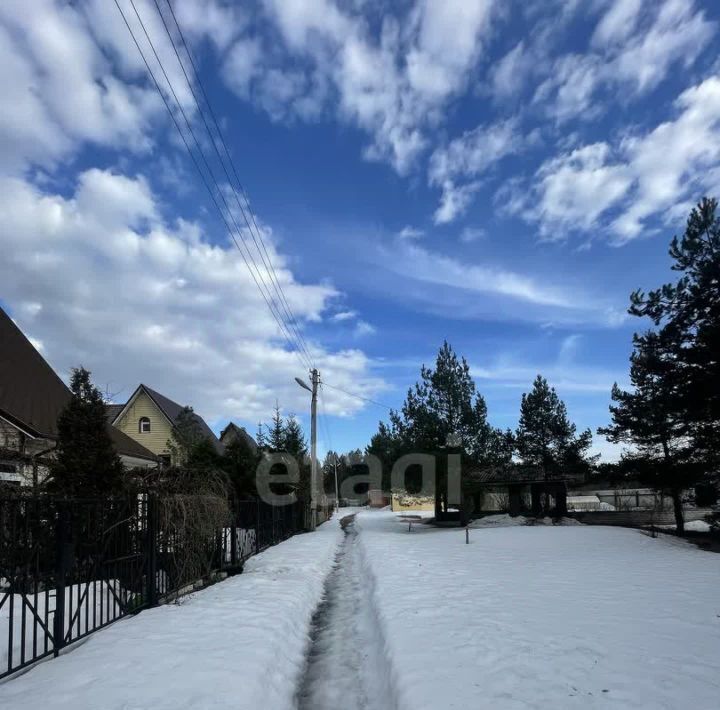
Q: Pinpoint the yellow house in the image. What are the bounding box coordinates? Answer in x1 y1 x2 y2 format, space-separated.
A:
109 384 222 466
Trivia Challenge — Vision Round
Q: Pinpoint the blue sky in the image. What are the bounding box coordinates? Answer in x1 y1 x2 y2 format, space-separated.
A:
1 0 719 461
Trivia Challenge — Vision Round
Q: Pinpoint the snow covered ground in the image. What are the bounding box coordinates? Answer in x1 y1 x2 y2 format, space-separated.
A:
3 509 718 710
355 510 720 710
0 515 345 710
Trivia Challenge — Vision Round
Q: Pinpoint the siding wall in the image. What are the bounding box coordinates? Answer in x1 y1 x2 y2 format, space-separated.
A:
114 391 173 456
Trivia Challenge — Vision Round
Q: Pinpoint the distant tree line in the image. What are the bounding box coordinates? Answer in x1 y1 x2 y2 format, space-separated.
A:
361 341 596 514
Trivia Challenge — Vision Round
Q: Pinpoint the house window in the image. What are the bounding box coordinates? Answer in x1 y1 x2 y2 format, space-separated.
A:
139 417 151 433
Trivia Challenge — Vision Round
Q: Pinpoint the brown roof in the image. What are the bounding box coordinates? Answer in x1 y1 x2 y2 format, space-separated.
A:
220 422 257 453
0 307 156 462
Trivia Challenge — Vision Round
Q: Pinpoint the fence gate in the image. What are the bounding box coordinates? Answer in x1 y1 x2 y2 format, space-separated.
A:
0 496 149 679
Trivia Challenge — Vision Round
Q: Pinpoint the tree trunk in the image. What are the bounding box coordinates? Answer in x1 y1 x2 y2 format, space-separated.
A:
671 489 685 534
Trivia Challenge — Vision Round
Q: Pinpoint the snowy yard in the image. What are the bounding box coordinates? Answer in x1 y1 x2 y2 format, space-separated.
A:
1 509 718 710
0 515 345 710
355 510 720 710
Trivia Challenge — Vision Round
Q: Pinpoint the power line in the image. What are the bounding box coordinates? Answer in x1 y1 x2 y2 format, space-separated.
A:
320 381 393 411
155 0 315 369
126 0 310 370
113 0 312 372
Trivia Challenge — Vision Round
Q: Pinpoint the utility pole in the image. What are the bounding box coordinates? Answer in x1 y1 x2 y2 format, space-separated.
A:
333 452 340 511
296 369 319 531
309 368 319 530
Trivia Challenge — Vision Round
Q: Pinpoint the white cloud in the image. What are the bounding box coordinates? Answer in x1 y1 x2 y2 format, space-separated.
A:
0 169 385 424
535 0 714 122
381 241 579 309
353 320 376 337
433 180 482 225
488 41 535 100
591 0 643 48
429 118 530 223
612 74 720 240
397 226 424 240
218 0 498 174
511 74 720 242
459 227 486 243
331 311 357 322
406 0 495 100
0 0 253 178
533 143 633 237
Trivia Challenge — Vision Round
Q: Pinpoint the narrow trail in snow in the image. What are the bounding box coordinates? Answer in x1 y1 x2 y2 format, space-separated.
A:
296 518 394 710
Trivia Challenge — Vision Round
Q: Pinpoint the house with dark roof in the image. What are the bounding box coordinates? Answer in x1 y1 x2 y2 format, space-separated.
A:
109 384 223 466
0 307 157 486
219 423 257 453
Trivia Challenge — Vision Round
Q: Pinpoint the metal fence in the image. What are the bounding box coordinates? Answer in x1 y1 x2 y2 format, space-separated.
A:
0 494 323 680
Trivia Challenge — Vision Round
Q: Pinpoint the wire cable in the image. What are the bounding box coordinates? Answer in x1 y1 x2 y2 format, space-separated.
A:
114 0 311 371
156 0 315 369
320 381 393 411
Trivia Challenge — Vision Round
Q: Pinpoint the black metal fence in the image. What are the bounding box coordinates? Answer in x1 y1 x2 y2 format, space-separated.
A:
0 494 320 680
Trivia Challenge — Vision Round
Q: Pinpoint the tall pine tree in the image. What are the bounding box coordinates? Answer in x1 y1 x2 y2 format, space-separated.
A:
598 330 693 531
368 342 512 510
630 197 720 471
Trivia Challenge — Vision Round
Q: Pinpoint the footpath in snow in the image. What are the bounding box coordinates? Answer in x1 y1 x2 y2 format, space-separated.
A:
0 514 345 710
297 516 394 710
355 510 720 710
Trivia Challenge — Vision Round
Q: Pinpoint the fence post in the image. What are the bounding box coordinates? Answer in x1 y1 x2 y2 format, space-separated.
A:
230 519 237 568
53 504 72 657
255 499 261 555
145 496 158 608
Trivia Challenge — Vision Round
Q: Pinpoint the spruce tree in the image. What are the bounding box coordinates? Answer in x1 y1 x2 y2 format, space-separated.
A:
266 403 285 452
50 367 124 496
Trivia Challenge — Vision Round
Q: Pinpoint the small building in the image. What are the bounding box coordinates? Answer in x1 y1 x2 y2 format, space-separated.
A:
0 307 157 486
464 468 571 519
109 384 223 466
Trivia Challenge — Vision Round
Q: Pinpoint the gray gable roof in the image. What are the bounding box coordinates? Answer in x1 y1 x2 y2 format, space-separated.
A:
117 384 224 455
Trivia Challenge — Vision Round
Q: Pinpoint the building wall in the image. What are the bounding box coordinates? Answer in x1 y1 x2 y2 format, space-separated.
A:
0 417 53 486
114 391 173 457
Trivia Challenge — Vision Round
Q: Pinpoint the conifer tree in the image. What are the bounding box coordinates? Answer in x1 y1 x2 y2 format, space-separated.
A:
516 375 594 481
630 197 720 470
599 330 693 531
50 367 124 495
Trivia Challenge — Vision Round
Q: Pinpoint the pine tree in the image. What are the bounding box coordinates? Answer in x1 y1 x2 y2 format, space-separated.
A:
599 330 696 532
516 375 594 481
50 367 124 495
368 342 503 512
630 197 720 470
